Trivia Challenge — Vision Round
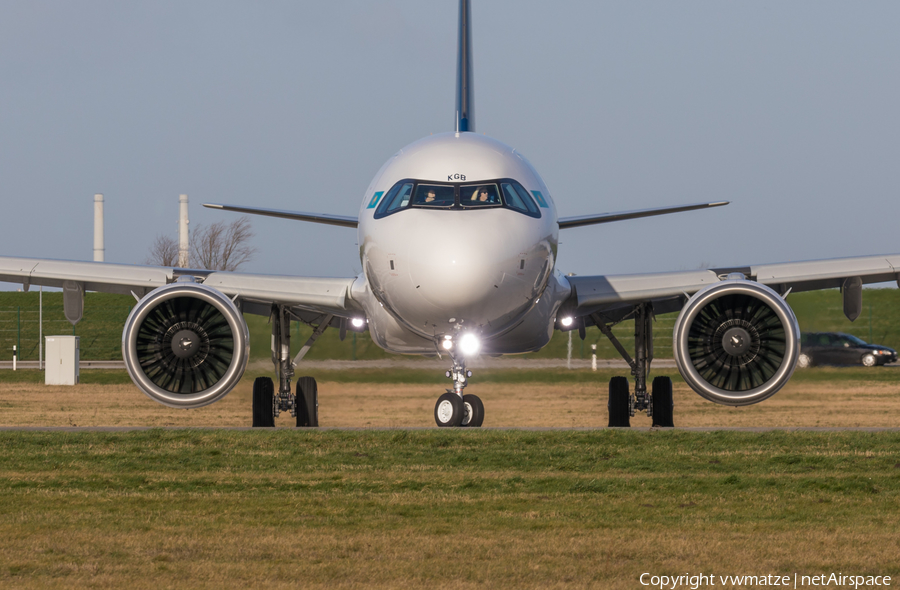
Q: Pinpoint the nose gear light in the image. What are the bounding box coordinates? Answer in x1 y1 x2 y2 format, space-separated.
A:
459 333 480 356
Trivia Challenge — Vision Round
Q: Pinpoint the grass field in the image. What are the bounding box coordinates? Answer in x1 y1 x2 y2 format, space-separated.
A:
0 429 898 589
2 359 899 587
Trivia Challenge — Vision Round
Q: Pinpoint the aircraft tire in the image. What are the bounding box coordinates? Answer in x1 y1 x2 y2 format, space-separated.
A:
435 392 465 427
296 377 319 427
461 394 484 427
252 377 275 427
651 376 674 428
607 377 630 428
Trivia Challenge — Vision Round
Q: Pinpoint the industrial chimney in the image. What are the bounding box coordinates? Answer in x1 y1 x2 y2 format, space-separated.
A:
178 194 189 268
93 194 104 262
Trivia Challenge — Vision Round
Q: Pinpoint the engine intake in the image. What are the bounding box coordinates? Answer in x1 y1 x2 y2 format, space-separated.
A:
122 282 249 409
673 280 799 406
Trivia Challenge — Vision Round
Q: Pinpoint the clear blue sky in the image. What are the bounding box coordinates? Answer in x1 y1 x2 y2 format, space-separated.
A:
1 1 898 283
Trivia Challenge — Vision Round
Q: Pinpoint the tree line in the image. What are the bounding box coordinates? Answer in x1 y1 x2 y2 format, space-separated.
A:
146 217 256 272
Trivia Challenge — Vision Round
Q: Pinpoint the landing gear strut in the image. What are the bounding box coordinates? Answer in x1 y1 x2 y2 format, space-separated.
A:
593 303 674 428
250 305 328 428
435 353 484 427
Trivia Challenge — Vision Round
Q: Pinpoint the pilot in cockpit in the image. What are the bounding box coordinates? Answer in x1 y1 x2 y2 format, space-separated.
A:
470 186 493 204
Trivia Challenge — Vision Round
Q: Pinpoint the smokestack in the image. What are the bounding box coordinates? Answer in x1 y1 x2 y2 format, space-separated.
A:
93 194 104 262
178 194 189 268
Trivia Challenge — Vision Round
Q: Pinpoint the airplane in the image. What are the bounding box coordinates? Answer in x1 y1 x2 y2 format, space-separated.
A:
2 0 898 428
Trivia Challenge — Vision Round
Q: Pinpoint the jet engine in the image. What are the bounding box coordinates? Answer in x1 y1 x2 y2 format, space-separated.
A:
122 282 250 409
672 279 799 406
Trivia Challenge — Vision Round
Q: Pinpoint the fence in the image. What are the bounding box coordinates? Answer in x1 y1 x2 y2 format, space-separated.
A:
0 298 133 361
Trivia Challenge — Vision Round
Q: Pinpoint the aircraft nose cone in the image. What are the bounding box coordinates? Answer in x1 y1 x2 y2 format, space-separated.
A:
404 211 542 324
411 239 498 308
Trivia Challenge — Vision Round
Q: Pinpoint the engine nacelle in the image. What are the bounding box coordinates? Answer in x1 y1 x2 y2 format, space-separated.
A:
673 279 800 406
122 282 250 409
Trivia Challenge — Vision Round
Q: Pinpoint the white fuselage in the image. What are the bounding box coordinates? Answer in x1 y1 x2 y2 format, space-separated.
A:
353 132 571 355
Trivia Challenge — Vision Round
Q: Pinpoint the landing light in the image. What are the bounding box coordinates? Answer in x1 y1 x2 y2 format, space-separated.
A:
459 333 480 356
351 318 365 328
442 338 453 350
560 316 574 327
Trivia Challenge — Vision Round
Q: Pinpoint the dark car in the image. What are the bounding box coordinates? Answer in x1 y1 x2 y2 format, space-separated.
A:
799 332 897 368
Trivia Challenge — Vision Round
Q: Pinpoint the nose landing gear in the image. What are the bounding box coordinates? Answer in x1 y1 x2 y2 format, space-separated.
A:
435 392 464 427
461 393 484 427
434 354 484 427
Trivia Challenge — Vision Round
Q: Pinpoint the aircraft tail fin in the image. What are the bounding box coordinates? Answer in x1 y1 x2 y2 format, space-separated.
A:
456 0 474 132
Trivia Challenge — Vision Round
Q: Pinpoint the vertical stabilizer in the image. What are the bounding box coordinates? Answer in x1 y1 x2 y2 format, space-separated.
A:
456 0 474 132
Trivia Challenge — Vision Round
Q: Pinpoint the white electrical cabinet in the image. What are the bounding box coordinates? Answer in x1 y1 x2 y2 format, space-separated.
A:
45 336 80 385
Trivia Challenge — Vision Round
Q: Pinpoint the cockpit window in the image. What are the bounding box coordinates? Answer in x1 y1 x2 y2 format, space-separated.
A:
501 182 540 217
461 184 501 207
373 178 542 219
413 184 455 207
379 182 413 214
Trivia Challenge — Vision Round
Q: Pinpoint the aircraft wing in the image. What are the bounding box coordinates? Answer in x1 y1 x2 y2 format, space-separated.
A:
567 253 900 320
558 201 728 229
203 203 358 228
0 256 360 318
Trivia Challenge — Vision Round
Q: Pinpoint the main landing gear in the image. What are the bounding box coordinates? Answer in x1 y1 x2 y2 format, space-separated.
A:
434 353 484 427
252 305 329 428
593 303 674 428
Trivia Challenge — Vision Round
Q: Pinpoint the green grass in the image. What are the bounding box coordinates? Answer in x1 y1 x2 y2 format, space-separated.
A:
0 292 134 361
2 288 899 362
0 430 898 588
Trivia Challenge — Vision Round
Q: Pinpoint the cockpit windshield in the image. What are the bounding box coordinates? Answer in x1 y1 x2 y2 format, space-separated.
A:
500 182 540 216
413 184 455 207
374 178 542 219
383 182 414 213
461 184 501 207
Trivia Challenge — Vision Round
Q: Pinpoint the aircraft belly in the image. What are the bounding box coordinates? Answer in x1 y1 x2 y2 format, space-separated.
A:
359 275 567 355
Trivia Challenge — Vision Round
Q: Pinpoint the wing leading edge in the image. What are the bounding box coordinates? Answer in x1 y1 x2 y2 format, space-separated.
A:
558 201 728 229
0 256 360 318
566 253 900 319
203 203 358 228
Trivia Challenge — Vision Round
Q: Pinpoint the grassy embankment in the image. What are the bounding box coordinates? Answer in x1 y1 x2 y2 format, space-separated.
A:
0 429 898 589
1 288 899 361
